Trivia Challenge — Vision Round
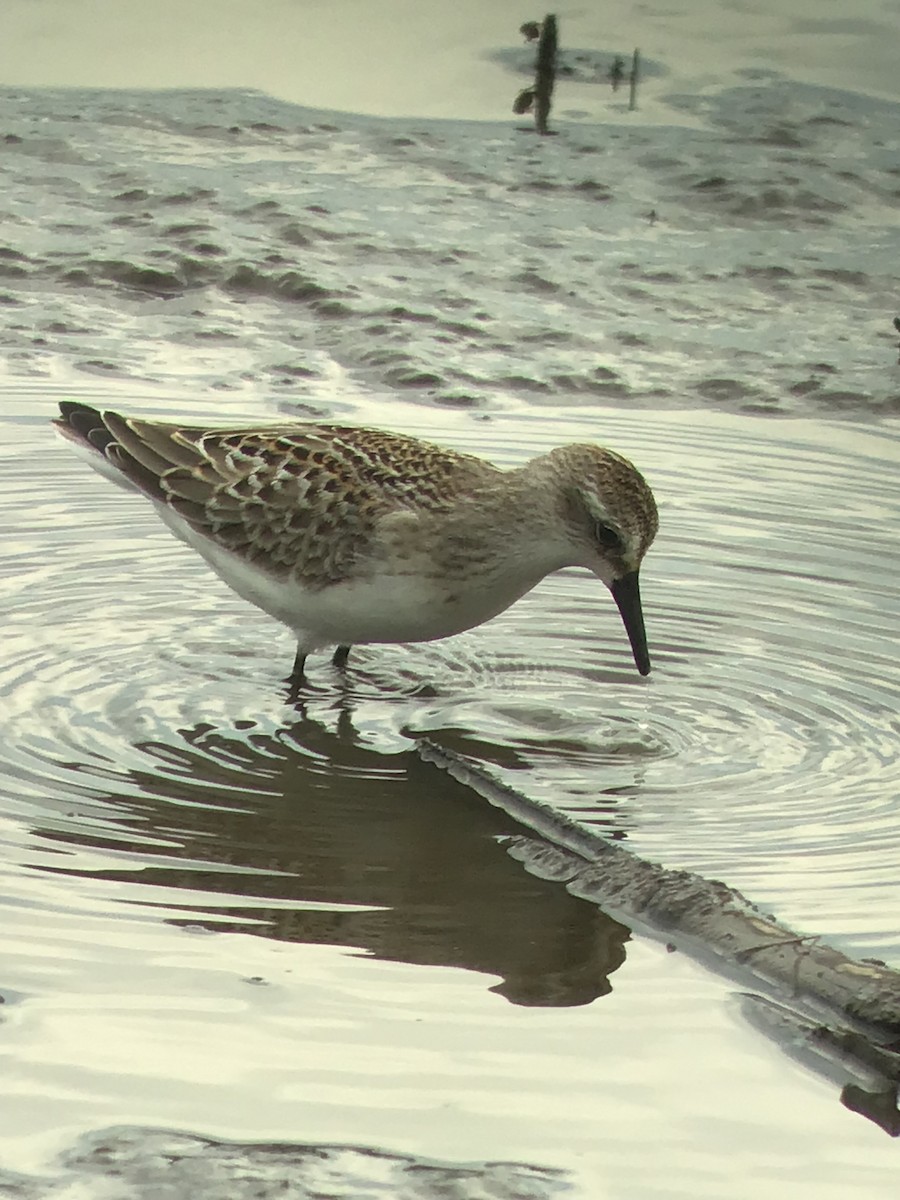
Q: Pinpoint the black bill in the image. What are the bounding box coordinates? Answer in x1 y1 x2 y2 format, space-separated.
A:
610 570 651 676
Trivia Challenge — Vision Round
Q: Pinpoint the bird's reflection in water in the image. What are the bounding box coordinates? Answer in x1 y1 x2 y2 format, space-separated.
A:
52 695 632 1007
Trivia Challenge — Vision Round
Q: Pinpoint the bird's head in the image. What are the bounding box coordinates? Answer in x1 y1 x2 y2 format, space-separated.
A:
551 444 659 675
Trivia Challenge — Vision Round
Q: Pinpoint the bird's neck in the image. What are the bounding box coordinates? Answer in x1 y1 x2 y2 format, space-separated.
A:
450 458 577 577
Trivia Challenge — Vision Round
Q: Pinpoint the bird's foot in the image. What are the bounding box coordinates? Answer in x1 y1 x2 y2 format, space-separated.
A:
284 670 310 705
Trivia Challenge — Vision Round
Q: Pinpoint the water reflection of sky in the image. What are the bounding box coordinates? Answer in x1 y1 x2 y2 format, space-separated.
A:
3 0 900 120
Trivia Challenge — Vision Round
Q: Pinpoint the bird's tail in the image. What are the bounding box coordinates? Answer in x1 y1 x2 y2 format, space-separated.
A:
53 401 143 493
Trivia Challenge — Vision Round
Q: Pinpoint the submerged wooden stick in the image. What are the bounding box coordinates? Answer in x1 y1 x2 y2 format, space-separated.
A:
739 993 900 1136
416 739 900 1124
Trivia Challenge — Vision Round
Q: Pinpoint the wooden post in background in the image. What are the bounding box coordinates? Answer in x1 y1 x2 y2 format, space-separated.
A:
629 47 640 111
534 15 558 135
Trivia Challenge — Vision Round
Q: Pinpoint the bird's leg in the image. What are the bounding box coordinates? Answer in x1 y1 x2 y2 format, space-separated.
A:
332 644 351 670
290 645 308 681
284 645 309 701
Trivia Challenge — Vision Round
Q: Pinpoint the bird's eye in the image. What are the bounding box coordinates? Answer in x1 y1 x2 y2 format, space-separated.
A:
594 521 623 553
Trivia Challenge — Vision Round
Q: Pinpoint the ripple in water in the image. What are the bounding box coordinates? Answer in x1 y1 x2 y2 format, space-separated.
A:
1 390 898 961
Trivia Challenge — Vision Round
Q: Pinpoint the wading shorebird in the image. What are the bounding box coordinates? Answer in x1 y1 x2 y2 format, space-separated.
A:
54 403 659 690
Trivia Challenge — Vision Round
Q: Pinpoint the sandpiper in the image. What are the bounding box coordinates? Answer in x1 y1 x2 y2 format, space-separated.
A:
54 403 659 688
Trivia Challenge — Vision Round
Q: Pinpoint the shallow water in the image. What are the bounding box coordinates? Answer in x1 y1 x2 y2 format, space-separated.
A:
4 384 899 951
1 16 899 1200
2 379 898 1193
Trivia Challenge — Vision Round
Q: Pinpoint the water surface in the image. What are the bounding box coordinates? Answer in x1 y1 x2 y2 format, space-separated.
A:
1 28 898 1200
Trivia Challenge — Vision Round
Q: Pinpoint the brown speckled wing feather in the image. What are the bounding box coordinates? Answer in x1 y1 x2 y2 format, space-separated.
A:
59 406 498 581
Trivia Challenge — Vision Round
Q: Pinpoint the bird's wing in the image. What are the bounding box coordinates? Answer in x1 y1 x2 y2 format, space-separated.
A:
54 403 495 581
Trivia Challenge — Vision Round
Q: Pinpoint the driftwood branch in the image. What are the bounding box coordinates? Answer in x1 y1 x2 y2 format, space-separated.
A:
416 739 900 1133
